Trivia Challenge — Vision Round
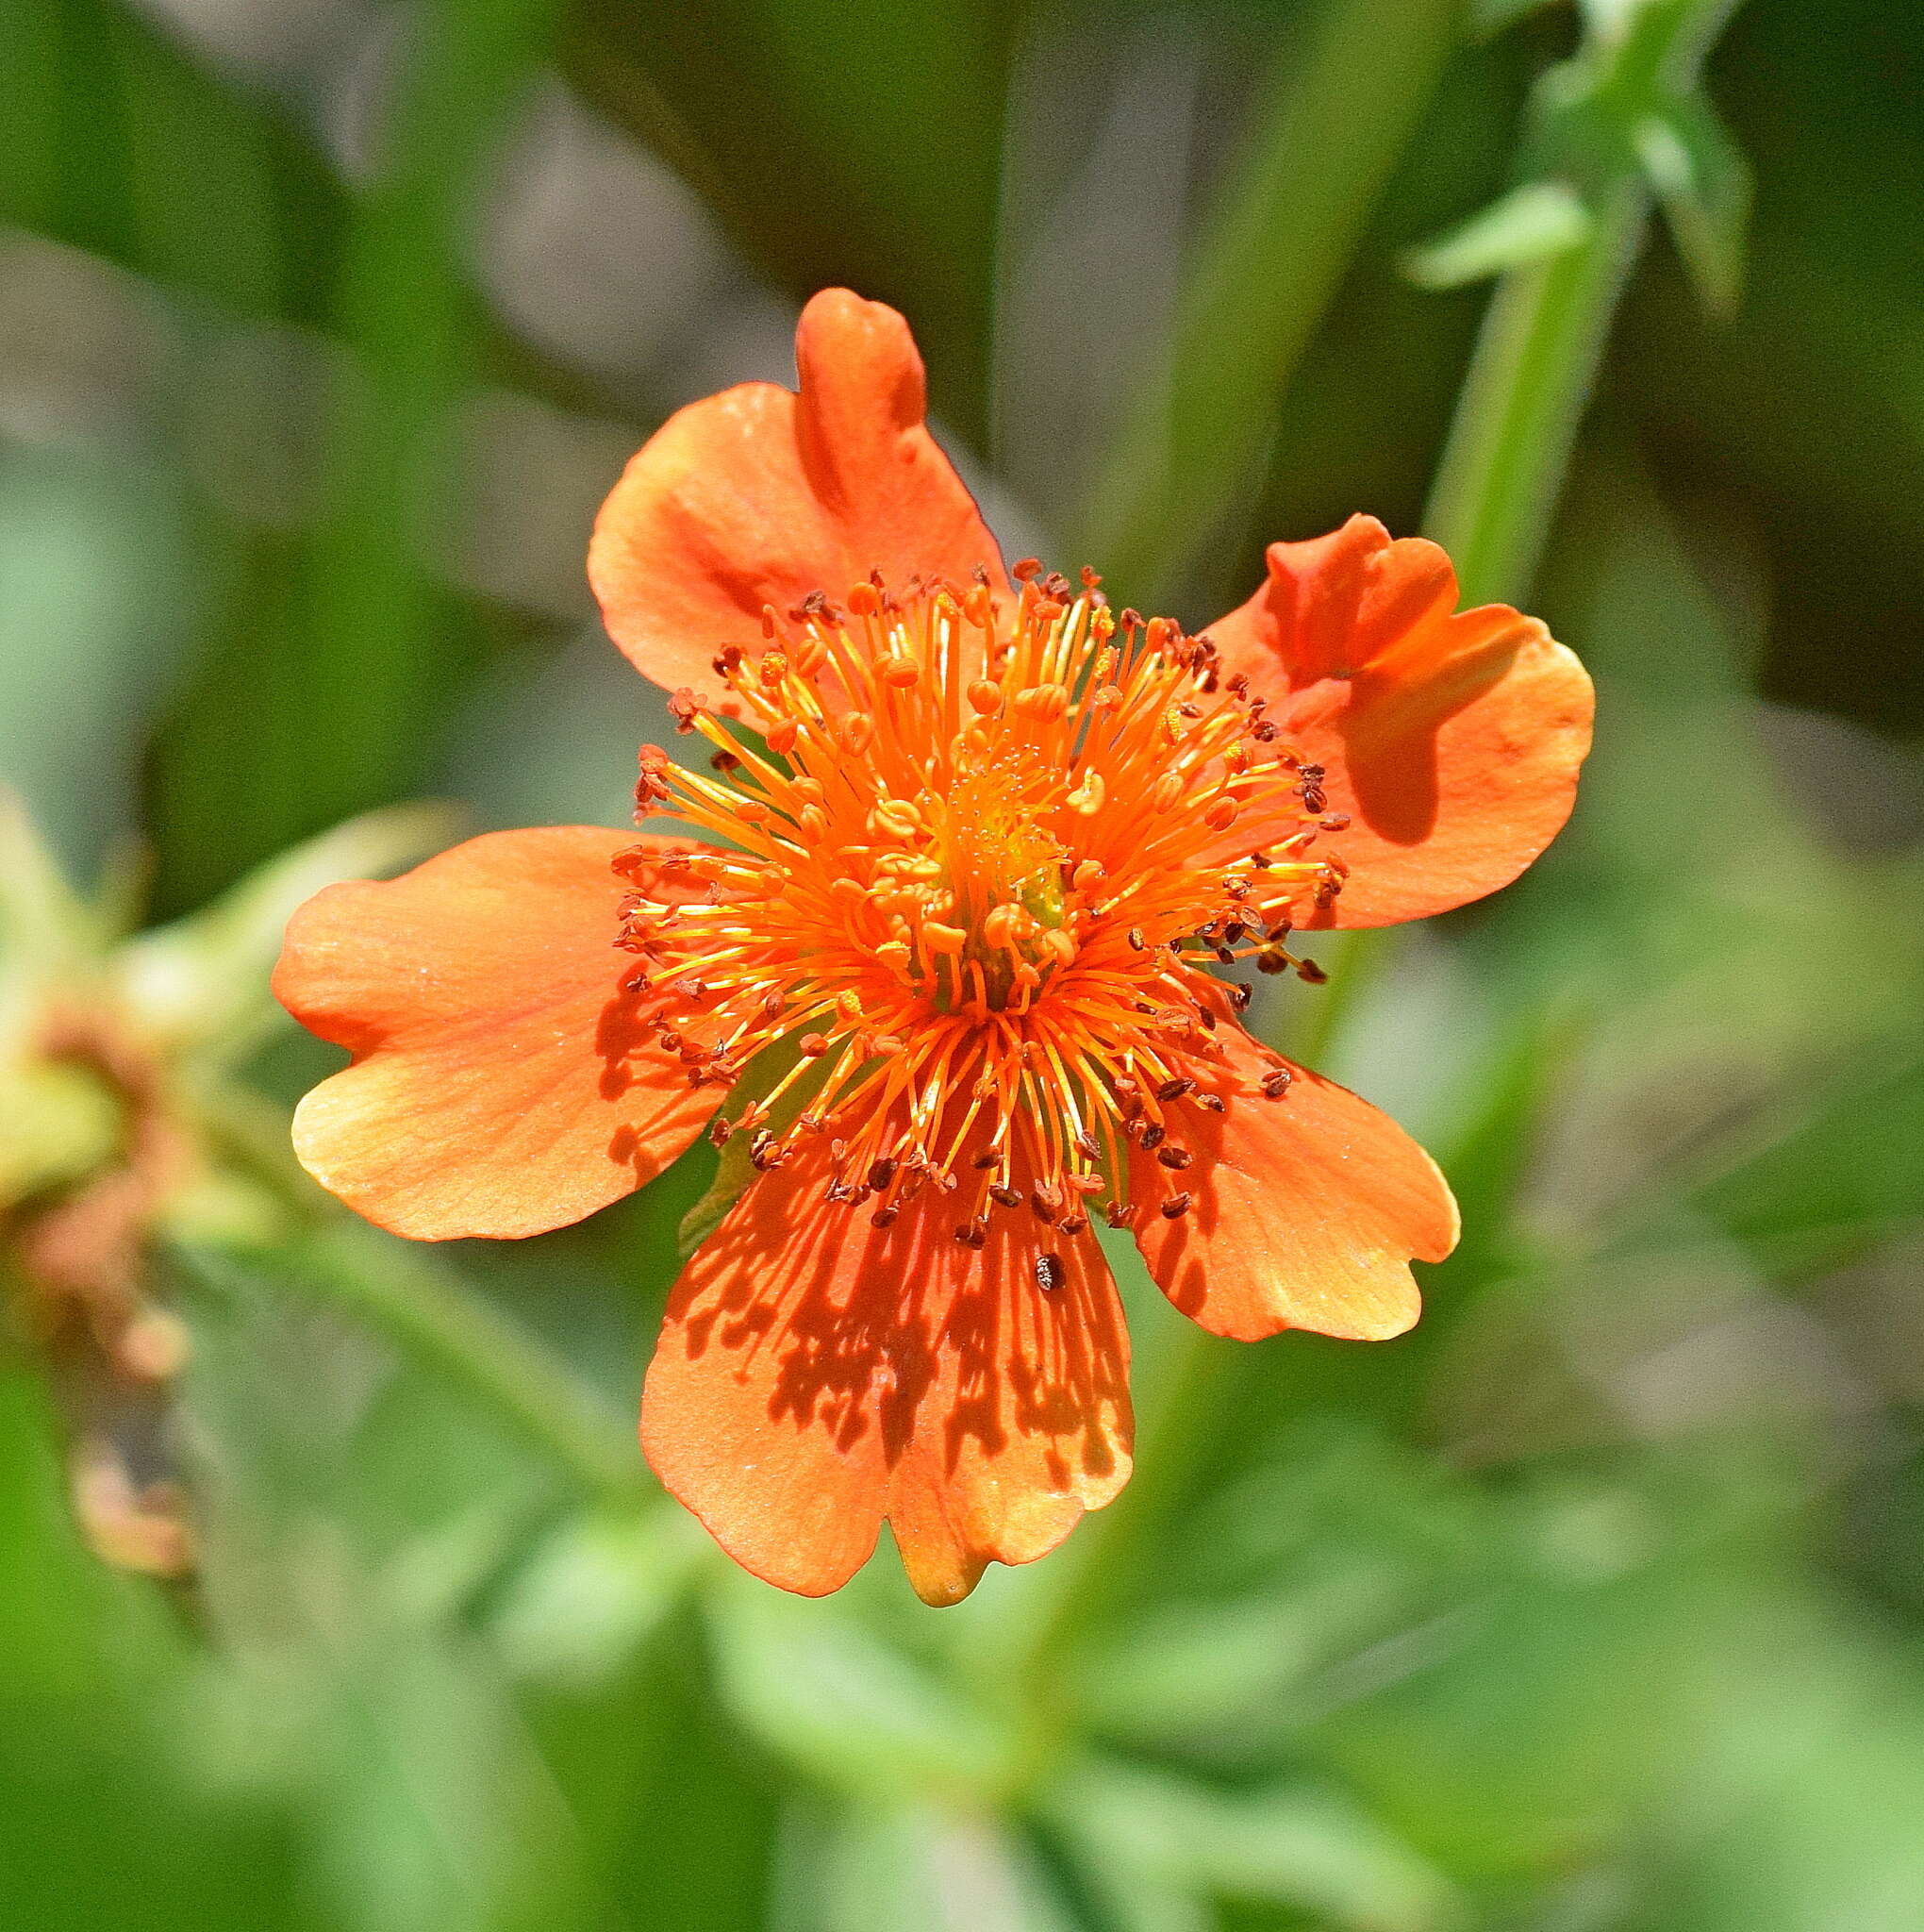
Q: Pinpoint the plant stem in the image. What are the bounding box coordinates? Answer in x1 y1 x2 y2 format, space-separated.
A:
1071 0 1465 603
1422 177 1649 606
182 1225 647 1503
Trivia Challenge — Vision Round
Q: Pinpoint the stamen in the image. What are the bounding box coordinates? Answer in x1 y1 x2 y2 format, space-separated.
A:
608 563 1343 1248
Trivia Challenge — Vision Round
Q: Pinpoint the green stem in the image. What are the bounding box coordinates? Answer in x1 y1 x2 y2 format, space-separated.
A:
1422 178 1649 605
180 1224 646 1503
1072 0 1465 600
183 1096 645 1502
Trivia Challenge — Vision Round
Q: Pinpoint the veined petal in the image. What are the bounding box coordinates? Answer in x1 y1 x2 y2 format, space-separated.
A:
274 828 716 1241
589 289 1010 700
1130 1024 1457 1342
1205 515 1594 927
643 1128 1132 1606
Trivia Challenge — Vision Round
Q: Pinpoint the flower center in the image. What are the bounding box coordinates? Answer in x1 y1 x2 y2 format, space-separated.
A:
608 563 1348 1242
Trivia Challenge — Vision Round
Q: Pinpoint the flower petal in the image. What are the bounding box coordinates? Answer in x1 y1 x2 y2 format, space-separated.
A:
274 828 716 1241
1130 1024 1457 1342
643 1132 1132 1605
1205 515 1594 926
589 288 1010 700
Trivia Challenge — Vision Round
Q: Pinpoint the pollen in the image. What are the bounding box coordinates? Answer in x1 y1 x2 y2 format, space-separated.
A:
610 568 1342 1239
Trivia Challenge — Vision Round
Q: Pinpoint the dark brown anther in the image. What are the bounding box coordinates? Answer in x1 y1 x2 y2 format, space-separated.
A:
824 1180 857 1204
972 1149 1001 1170
871 1207 899 1228
989 1183 1023 1209
954 1219 987 1249
1139 1124 1166 1152
1030 1183 1064 1224
1255 950 1288 975
749 1131 784 1171
708 1115 733 1147
1136 1000 1159 1016
1056 1214 1088 1238
1230 983 1254 1011
1319 812 1351 831
1251 851 1273 869
658 1028 683 1052
1103 1199 1136 1229
1159 1192 1192 1220
1296 957 1329 986
1222 923 1247 944
1252 720 1279 742
710 750 741 774
1127 927 1146 951
1261 1067 1293 1099
1156 1145 1193 1170
1196 1091 1227 1113
1214 946 1236 965
1075 1130 1102 1161
1267 918 1294 941
1155 1076 1196 1103
1035 1252 1064 1292
868 1158 897 1191
1225 673 1249 699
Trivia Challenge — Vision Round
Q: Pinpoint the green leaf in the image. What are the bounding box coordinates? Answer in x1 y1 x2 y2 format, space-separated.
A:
706 1573 1016 1800
1634 94 1751 316
1402 180 1594 290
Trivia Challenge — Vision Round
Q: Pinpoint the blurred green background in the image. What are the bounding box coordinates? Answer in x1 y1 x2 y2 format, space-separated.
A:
6 0 1924 1926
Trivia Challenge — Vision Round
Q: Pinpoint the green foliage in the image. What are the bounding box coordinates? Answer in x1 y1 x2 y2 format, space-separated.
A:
5 0 1924 1928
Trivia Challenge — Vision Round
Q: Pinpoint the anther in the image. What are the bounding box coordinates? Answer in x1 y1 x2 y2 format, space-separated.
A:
1159 1192 1192 1219
868 1158 897 1191
1035 1253 1064 1292
954 1219 987 1250
1057 1214 1088 1237
989 1183 1023 1208
1139 1124 1166 1152
1261 1067 1292 1099
1156 1145 1192 1170
1155 1076 1195 1103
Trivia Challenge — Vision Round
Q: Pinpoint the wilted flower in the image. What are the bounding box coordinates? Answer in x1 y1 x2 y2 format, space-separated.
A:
275 291 1592 1603
0 793 450 1573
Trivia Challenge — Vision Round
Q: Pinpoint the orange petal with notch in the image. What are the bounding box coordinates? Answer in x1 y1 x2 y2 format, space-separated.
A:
274 828 716 1241
1205 515 1593 927
1130 1024 1456 1342
589 289 1010 700
643 1131 1131 1605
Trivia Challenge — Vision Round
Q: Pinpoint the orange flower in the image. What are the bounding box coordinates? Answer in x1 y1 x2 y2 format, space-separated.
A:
274 290 1593 1604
